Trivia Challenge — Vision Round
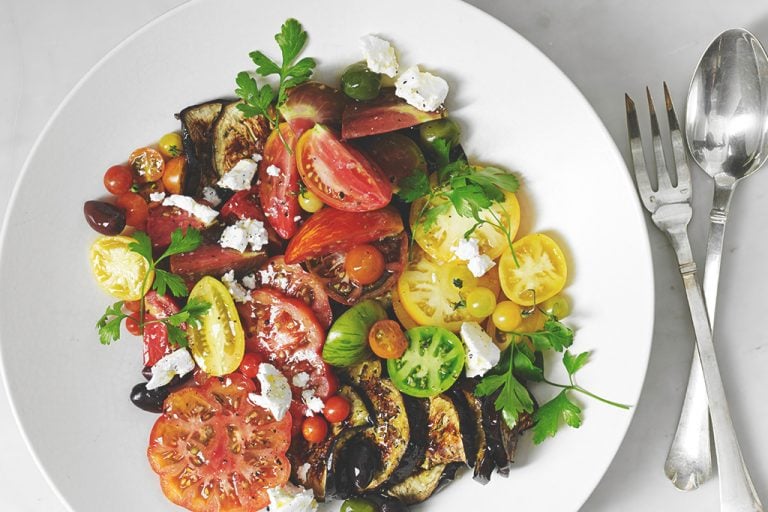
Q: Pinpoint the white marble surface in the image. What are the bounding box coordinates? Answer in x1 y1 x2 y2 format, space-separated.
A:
2 1 768 511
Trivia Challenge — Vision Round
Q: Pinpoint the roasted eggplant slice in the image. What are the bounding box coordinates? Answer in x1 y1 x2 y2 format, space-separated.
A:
385 464 445 505
500 411 534 466
444 386 478 468
211 101 270 176
177 100 226 194
422 394 466 468
459 384 491 484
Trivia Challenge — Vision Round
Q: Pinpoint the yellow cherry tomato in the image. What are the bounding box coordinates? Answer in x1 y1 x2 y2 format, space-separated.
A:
397 247 500 332
541 294 570 319
186 276 245 376
492 300 523 332
466 287 497 319
298 189 324 213
89 236 154 301
499 233 568 306
411 189 520 263
158 132 183 159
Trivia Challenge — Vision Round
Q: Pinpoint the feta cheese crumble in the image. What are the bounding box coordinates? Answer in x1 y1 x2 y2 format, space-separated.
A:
266 483 318 512
202 186 221 207
292 372 310 388
219 218 269 252
266 164 281 177
301 389 325 416
217 158 258 191
394 65 449 112
221 270 252 303
248 363 292 421
296 463 311 483
146 349 195 390
460 322 501 378
162 194 219 225
360 34 399 77
251 153 263 163
467 254 496 278
451 237 496 277
149 191 166 202
241 273 257 290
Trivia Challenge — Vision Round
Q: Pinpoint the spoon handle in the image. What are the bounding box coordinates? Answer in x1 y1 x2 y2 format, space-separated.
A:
665 180 736 490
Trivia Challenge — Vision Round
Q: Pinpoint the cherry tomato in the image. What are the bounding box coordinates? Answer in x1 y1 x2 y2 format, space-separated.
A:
123 300 141 314
260 123 302 239
466 287 498 319
115 192 149 228
298 189 324 213
492 300 523 332
238 352 263 379
129 147 165 182
302 416 329 443
498 233 568 306
368 319 408 359
345 244 386 285
148 374 291 512
541 295 570 319
323 395 351 423
158 132 183 159
103 164 133 195
143 292 178 367
162 156 185 195
125 313 142 336
295 124 392 212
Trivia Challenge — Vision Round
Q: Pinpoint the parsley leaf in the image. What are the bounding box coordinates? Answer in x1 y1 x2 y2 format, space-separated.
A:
527 318 574 352
563 350 590 376
96 301 127 346
128 231 153 264
153 269 188 298
532 390 582 444
476 346 535 424
166 324 189 348
397 170 431 202
466 166 520 194
160 228 203 260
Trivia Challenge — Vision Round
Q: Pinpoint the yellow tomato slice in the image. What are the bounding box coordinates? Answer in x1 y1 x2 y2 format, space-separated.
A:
411 189 520 263
397 247 500 332
186 276 245 376
499 233 567 306
89 236 153 301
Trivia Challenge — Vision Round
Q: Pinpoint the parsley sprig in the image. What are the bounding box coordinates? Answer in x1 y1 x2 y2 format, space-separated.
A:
95 228 210 348
235 18 316 147
397 140 520 265
475 315 631 443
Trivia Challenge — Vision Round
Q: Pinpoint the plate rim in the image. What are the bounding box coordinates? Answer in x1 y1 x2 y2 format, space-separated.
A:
0 0 656 510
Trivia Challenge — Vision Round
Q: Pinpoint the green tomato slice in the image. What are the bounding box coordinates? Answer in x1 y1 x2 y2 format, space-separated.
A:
323 299 388 367
387 326 465 398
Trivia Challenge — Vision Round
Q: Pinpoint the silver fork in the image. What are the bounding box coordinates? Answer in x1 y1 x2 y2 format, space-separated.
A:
625 84 763 512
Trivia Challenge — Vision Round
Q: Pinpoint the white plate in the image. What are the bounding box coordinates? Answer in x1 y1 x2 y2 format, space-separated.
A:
0 0 653 510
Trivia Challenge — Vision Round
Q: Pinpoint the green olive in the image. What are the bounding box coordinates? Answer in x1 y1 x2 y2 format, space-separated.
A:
419 118 461 149
341 497 378 512
341 62 382 101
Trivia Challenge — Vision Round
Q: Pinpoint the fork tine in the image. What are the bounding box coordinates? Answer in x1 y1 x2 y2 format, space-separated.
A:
664 82 692 196
647 87 674 191
625 93 655 212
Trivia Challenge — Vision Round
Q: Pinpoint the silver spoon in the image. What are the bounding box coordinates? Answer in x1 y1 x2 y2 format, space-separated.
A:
664 28 768 493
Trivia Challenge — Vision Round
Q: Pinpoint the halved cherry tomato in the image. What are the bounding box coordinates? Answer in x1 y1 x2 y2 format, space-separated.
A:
161 156 185 195
323 395 351 423
103 164 133 195
345 244 385 285
148 374 292 512
123 300 141 314
498 233 568 306
257 256 333 328
296 124 392 211
302 416 328 443
115 192 149 228
285 206 403 264
157 132 183 159
368 319 408 359
142 292 179 367
145 205 206 250
260 123 303 239
238 352 263 379
129 147 165 182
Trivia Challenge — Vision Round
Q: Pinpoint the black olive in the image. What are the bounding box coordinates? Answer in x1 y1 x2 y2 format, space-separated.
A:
129 372 192 413
83 200 126 235
141 366 152 381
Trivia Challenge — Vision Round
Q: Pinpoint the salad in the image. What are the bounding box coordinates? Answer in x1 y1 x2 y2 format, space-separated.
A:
84 19 628 512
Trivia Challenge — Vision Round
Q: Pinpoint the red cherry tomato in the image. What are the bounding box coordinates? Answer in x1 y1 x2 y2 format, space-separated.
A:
123 300 141 314
238 352 263 379
302 416 328 443
345 244 386 285
103 164 134 195
125 313 142 336
323 395 351 424
115 192 149 228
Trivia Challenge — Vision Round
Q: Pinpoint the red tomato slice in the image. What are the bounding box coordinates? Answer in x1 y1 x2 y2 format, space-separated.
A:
146 205 206 250
142 292 179 367
295 124 392 212
257 256 333 328
148 374 292 512
220 187 267 223
284 206 403 264
260 123 303 239
170 243 268 288
237 289 337 408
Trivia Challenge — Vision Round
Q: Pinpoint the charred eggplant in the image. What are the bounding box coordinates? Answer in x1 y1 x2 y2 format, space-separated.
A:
211 101 270 177
177 99 226 194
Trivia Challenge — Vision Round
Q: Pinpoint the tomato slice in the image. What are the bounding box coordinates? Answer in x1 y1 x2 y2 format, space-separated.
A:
260 123 303 239
295 124 392 211
89 235 154 301
498 233 568 306
148 374 292 512
170 243 268 289
146 205 206 250
387 326 465 398
142 292 179 367
237 289 337 414
220 187 267 223
257 256 333 328
186 276 246 376
284 206 403 264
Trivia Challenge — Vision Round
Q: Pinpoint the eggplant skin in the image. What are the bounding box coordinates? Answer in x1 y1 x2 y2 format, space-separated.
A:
176 100 227 195
386 464 446 505
422 394 467 468
211 101 270 176
444 387 478 468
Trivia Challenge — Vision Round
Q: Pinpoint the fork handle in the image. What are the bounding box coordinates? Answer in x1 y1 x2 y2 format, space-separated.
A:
668 226 763 512
665 180 736 489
